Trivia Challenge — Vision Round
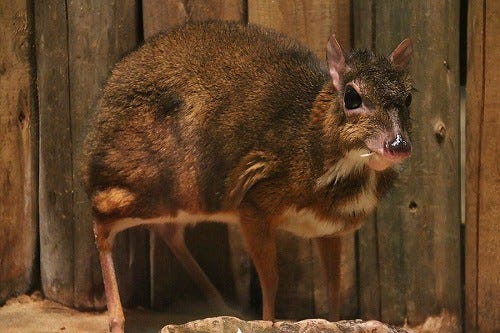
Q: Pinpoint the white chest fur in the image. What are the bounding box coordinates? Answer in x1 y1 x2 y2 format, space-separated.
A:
315 149 380 217
338 170 378 216
278 206 344 238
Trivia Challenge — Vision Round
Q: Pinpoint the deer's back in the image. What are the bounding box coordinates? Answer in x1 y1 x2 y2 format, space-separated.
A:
83 21 328 218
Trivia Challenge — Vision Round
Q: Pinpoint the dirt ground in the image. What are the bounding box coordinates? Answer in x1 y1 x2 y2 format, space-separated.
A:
0 292 234 333
0 293 459 333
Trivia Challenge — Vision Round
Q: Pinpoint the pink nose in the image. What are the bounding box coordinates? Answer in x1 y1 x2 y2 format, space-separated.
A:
385 134 411 156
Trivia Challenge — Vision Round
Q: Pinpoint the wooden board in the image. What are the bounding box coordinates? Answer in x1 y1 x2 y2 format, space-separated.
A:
248 0 351 57
37 0 144 309
142 0 246 38
0 0 37 304
36 0 74 306
142 0 246 311
248 0 355 319
355 1 462 329
466 1 500 331
67 0 146 309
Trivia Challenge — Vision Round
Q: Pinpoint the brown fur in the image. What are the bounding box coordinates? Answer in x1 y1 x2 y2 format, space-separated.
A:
82 21 412 324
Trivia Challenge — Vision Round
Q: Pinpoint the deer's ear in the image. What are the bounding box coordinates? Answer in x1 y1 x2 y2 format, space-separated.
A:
326 34 346 92
389 38 413 70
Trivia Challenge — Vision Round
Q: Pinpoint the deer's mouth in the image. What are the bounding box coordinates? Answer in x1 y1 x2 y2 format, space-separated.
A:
361 148 411 171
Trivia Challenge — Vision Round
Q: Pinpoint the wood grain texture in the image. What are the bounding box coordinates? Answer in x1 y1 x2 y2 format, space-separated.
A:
465 2 483 330
36 0 74 306
142 0 245 311
0 0 37 304
477 1 500 327
466 1 500 331
142 0 246 38
248 0 355 319
352 0 373 49
68 0 145 309
37 0 144 309
357 218 381 319
248 0 351 56
355 0 462 329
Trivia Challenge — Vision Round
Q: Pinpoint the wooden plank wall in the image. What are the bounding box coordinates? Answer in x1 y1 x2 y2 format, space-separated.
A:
0 0 38 304
466 1 500 332
353 0 462 331
10 2 498 332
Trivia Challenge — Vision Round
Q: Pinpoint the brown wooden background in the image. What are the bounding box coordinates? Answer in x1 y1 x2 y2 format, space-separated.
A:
0 1 498 332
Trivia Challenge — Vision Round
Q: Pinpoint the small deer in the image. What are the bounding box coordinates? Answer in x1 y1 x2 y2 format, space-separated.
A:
82 21 413 333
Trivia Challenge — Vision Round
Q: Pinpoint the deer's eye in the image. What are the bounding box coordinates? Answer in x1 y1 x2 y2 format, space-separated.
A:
405 93 412 107
344 85 362 109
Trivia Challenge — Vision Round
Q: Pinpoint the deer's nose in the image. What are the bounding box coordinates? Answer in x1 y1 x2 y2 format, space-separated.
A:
385 133 411 156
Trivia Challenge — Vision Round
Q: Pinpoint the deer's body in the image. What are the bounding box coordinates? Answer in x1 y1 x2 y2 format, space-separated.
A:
83 22 413 333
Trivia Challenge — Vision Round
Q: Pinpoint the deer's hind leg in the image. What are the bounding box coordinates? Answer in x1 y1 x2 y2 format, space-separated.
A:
94 221 125 333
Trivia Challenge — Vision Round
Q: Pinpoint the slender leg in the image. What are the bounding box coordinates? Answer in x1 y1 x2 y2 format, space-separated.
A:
94 222 124 333
315 235 342 321
238 214 278 321
153 223 228 311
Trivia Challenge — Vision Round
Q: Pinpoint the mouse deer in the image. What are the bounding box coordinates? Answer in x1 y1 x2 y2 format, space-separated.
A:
82 21 413 333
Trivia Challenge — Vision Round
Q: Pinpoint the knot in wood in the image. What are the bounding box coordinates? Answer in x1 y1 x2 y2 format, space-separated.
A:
434 120 446 143
409 201 418 214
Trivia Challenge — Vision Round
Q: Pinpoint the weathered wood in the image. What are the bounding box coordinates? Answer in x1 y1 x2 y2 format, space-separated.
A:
36 0 74 306
37 0 144 309
248 0 355 319
67 0 145 309
466 1 500 331
248 0 351 58
0 0 37 304
465 2 483 331
142 0 246 38
354 0 462 329
142 0 246 310
352 0 374 50
357 218 381 319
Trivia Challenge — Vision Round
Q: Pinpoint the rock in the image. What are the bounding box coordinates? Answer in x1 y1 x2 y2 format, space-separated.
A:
161 316 409 333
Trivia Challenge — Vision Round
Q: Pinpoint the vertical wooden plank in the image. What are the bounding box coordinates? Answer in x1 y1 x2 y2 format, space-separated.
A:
142 0 247 311
467 1 500 331
465 1 483 331
37 0 144 308
374 4 411 323
67 0 145 308
477 0 500 328
0 0 37 303
248 0 355 319
352 0 374 49
36 0 74 306
355 0 462 329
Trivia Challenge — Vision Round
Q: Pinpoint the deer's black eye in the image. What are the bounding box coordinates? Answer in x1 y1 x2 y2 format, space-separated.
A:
405 93 412 107
344 85 362 109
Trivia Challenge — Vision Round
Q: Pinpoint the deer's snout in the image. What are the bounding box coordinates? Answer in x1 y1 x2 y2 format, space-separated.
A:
385 133 411 157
